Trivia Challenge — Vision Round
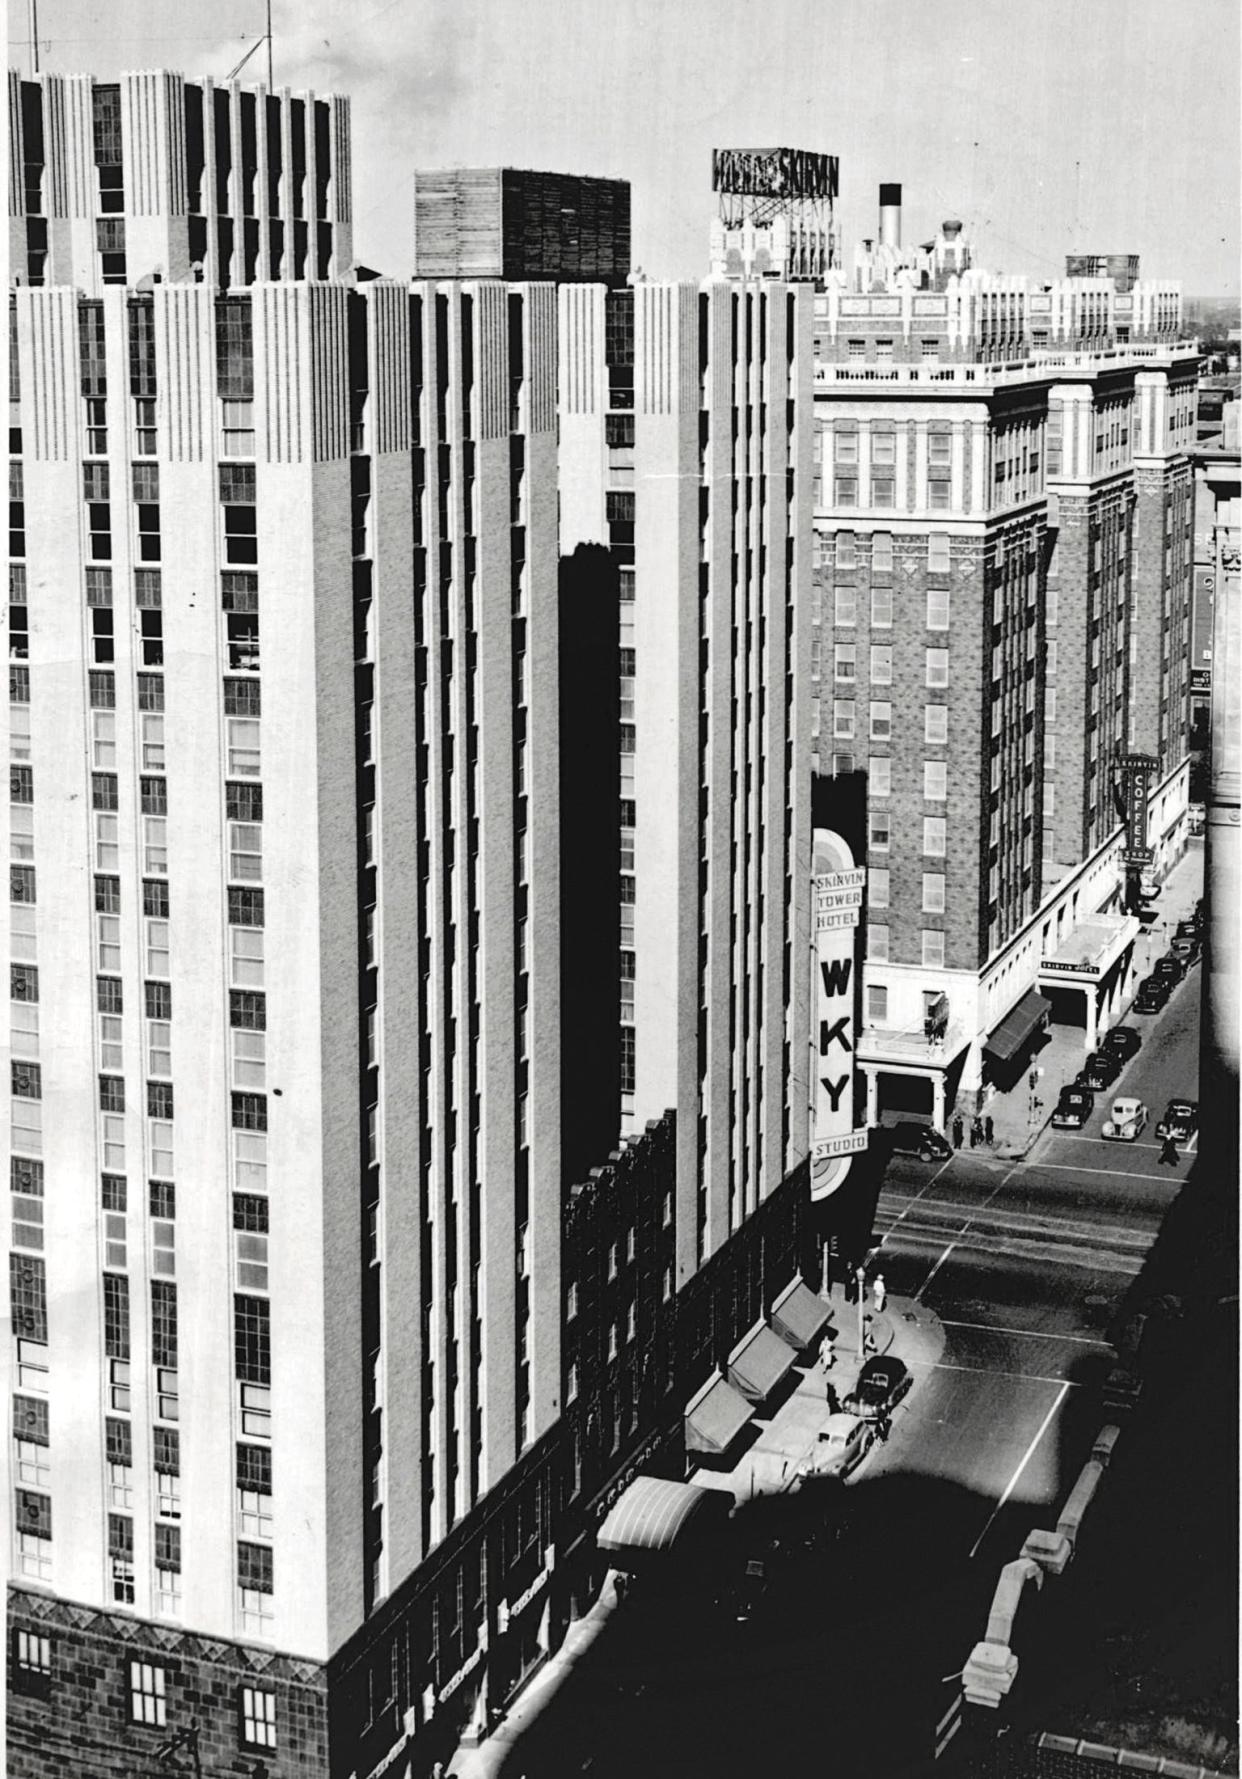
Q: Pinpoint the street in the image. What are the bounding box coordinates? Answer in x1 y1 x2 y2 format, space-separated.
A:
518 949 1206 1778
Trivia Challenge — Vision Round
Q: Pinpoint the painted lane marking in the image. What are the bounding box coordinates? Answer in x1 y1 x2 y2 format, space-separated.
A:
915 1241 956 1301
1031 1162 1175 1185
969 1380 1072 1559
939 1320 1113 1347
879 1153 956 1240
933 1361 1083 1387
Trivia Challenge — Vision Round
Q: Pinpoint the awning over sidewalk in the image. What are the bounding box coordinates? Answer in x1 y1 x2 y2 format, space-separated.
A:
597 1476 726 1560
770 1277 833 1352
684 1371 754 1456
984 989 1052 1065
726 1321 797 1403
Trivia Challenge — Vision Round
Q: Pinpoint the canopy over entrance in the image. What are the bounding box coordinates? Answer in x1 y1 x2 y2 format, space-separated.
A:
683 1371 754 1456
984 989 1051 1065
597 1476 729 1562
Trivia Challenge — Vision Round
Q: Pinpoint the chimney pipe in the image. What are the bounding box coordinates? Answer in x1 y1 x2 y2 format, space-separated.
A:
879 182 902 250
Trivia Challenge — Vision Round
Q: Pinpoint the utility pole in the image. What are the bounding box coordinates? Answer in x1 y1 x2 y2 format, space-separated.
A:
855 1262 867 1359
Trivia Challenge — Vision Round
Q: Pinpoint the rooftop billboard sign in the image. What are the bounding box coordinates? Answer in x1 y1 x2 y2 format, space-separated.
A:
712 148 839 201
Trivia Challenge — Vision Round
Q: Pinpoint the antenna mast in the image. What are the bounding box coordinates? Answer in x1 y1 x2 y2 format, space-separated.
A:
267 0 273 89
29 0 39 74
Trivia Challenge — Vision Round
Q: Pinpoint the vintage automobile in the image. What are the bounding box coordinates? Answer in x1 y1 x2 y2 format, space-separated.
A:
1102 1026 1142 1060
810 1412 880 1481
1155 1098 1198 1143
1101 1097 1148 1142
1134 975 1171 1014
888 1122 953 1162
1076 1050 1124 1092
1051 1086 1094 1130
848 1356 912 1421
1154 953 1186 983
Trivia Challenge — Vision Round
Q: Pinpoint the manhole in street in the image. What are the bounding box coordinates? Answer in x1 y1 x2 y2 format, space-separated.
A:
1084 1294 1110 1308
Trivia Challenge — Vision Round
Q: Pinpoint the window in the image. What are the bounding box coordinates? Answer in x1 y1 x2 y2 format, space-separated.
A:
220 465 258 565
141 714 165 770
870 584 893 628
921 929 946 967
868 810 890 851
868 756 891 798
833 585 856 626
832 699 855 740
92 772 119 812
925 648 949 688
869 701 892 740
234 1295 271 1385
869 866 890 908
109 1511 135 1601
926 585 950 629
146 809 168 873
241 1686 277 1750
834 643 856 681
238 1540 274 1633
227 718 261 778
867 923 889 960
130 1660 166 1727
923 817 946 856
922 873 946 913
13 1628 51 1689
870 645 892 684
924 704 948 744
927 533 950 574
222 572 260 668
923 761 947 801
228 887 265 928
867 984 888 1023
835 531 857 570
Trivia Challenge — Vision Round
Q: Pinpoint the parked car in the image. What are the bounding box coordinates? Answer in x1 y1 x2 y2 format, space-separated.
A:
811 1412 879 1481
1174 918 1198 941
1101 1097 1148 1141
1135 971 1172 1004
1139 874 1159 900
889 1122 953 1162
1169 934 1199 966
1077 1050 1124 1091
1154 954 1186 983
1155 1098 1198 1142
1052 1087 1094 1130
849 1356 912 1421
1102 1026 1142 1060
1134 983 1170 1015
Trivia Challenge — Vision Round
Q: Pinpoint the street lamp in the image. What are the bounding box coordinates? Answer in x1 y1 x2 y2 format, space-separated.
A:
855 1263 867 1358
155 1721 202 1779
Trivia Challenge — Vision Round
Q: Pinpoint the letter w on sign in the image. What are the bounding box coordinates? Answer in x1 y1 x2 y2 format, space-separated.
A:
820 958 853 997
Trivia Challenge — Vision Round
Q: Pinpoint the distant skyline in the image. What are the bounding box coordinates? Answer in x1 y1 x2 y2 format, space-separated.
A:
8 0 1239 294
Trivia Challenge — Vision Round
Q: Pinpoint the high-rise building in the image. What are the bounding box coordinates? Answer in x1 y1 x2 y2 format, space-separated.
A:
8 68 352 292
7 66 575 1770
558 276 815 1265
808 191 1199 1125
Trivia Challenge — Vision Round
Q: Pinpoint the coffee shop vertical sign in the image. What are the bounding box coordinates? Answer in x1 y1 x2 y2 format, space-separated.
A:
811 830 867 1200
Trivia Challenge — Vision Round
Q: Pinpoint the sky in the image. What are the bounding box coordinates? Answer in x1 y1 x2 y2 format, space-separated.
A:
8 0 1240 294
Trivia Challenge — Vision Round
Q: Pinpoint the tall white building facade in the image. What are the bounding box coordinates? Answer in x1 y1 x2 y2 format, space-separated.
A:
558 277 814 1270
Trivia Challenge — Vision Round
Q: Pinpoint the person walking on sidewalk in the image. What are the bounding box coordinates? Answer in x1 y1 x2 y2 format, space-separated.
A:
872 1273 887 1315
952 1113 964 1149
969 1115 982 1148
984 1113 994 1146
1160 1134 1180 1167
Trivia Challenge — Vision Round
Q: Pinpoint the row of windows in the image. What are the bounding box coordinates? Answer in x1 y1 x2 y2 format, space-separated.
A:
824 530 955 574
11 1636 278 1749
830 645 950 685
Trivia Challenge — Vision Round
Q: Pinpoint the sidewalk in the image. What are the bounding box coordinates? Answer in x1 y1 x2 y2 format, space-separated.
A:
688 1286 947 1504
972 841 1205 1163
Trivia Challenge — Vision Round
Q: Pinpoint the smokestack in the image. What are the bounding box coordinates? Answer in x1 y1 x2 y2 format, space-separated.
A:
879 182 902 250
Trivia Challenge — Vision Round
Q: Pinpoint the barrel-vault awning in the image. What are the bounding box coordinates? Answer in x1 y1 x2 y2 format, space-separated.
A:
984 989 1052 1065
597 1476 727 1560
727 1320 797 1402
770 1277 833 1352
683 1370 754 1456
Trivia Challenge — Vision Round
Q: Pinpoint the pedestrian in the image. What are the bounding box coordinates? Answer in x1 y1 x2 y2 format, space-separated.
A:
969 1115 981 1148
872 1273 887 1315
984 1113 994 1146
825 1381 839 1413
952 1113 964 1149
1160 1134 1179 1167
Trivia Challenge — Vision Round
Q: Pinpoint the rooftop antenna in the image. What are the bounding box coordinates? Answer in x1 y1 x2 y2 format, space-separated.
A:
226 0 274 87
29 0 39 74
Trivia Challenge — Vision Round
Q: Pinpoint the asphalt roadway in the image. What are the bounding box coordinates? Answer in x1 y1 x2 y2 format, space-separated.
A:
517 965 1209 1779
